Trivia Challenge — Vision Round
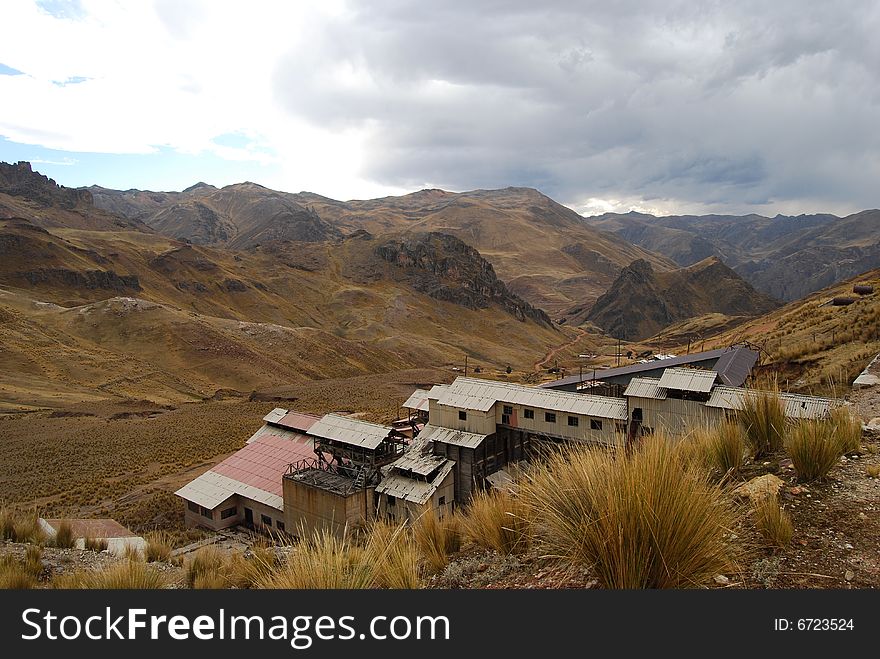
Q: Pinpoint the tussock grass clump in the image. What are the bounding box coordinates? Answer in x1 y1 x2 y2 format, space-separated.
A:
753 498 793 548
258 530 375 589
365 519 422 589
122 543 143 561
459 489 530 555
53 520 76 549
830 406 862 455
24 545 43 577
84 536 108 552
54 561 167 589
0 506 14 540
193 572 228 589
866 465 880 478
0 555 37 589
521 439 739 589
413 511 462 573
786 420 843 482
185 545 226 588
684 424 746 478
740 391 786 458
144 531 174 563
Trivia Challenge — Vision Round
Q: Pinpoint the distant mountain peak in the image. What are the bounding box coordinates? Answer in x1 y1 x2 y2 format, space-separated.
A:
182 182 216 193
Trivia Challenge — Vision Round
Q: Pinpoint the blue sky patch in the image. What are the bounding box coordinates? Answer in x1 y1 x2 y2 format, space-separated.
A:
0 63 24 76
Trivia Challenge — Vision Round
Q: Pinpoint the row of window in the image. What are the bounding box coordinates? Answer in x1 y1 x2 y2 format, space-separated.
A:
187 501 285 532
460 406 606 430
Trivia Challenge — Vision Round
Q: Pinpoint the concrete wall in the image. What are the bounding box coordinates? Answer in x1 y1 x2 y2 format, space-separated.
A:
283 478 374 539
495 402 622 446
430 403 497 435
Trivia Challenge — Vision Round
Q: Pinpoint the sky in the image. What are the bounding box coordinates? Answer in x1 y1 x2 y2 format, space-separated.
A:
1 0 879 217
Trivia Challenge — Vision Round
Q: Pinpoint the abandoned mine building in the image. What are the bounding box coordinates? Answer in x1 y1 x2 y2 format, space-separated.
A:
175 346 840 538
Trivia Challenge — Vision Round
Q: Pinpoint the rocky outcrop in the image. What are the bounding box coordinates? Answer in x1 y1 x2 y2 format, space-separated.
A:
375 232 552 325
17 268 141 292
0 161 93 209
586 257 779 340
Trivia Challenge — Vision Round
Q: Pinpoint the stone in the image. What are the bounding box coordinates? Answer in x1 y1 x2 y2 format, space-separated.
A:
714 575 730 585
858 512 868 520
844 570 855 582
733 474 785 504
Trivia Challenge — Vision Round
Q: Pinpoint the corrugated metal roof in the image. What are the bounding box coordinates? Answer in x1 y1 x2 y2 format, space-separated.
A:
308 414 395 450
706 386 836 420
714 348 759 387
175 432 314 512
246 424 311 445
376 461 454 505
389 436 448 476
275 411 321 432
658 368 717 393
402 389 431 413
623 377 667 400
426 384 448 400
263 408 287 424
539 347 758 389
436 377 628 420
415 423 487 449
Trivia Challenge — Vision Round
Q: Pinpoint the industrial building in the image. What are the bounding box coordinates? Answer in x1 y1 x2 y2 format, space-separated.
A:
176 347 839 536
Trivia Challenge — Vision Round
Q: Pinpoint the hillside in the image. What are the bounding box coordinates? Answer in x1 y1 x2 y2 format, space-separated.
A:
584 257 780 341
584 210 880 301
92 183 676 316
686 268 880 394
0 213 562 410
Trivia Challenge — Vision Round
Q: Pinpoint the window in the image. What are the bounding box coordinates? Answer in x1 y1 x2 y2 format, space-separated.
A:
458 410 467 421
261 514 272 526
200 506 212 518
616 422 627 434
187 501 199 514
545 412 556 423
276 521 285 533
523 408 534 420
567 416 579 427
220 506 237 519
503 405 513 415
590 419 602 431
388 495 396 506
439 496 446 506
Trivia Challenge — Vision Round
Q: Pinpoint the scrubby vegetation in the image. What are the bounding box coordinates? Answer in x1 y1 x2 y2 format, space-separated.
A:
413 511 462 574
521 438 739 588
458 489 530 555
740 391 786 458
786 420 846 482
144 531 174 563
684 423 746 478
53 520 76 549
753 498 793 549
53 561 167 589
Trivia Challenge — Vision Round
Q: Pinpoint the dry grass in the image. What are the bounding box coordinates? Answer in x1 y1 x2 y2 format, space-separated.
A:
684 423 746 478
0 555 37 589
753 498 793 548
365 519 422 589
459 489 530 555
786 420 843 482
257 529 375 589
412 511 462 573
53 520 76 549
740 390 786 458
144 531 173 563
53 561 167 589
866 465 880 478
122 543 143 561
24 545 43 576
830 406 862 455
84 535 108 552
186 545 226 588
520 438 740 589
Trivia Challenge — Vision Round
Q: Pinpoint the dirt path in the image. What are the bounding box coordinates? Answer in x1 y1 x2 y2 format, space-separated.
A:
534 327 588 372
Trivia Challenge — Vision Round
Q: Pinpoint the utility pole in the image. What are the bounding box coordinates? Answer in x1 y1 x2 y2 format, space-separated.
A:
464 354 468 377
617 337 621 367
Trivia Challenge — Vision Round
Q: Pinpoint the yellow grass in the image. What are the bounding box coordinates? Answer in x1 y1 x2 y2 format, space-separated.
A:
53 520 76 549
830 406 862 455
740 390 786 458
412 511 462 573
786 420 843 482
0 555 37 589
53 561 167 589
520 438 739 589
144 531 173 563
753 498 793 548
683 423 746 478
459 489 530 555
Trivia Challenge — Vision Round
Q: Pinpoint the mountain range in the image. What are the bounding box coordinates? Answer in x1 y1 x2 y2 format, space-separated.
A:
584 209 880 301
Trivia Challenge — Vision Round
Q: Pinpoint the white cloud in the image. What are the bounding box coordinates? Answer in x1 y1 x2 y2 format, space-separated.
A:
2 0 879 214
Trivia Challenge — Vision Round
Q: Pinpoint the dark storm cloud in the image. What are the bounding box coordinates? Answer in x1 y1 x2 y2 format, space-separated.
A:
274 0 880 213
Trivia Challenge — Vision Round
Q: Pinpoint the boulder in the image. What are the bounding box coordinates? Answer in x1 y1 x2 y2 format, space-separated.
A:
733 474 785 504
